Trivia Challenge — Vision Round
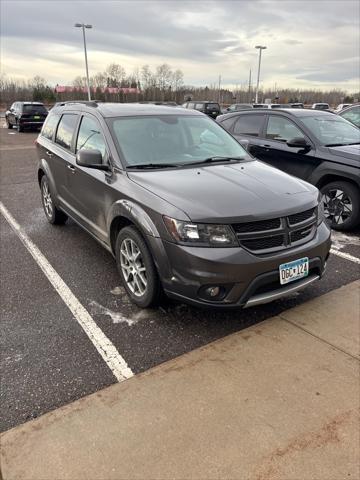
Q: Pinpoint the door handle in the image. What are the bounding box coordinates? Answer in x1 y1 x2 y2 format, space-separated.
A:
46 151 53 157
67 165 76 173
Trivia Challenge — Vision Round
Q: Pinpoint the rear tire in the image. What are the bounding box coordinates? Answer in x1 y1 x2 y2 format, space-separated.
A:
115 226 161 308
40 175 68 225
321 181 360 231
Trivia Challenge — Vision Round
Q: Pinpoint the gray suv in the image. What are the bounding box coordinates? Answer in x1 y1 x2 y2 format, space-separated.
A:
36 101 331 308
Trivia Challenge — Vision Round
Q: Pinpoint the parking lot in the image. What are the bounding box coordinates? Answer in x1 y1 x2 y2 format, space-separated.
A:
1 125 359 434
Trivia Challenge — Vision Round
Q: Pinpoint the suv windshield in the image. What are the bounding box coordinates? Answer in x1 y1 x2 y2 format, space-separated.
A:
300 115 360 146
23 104 47 114
109 115 248 167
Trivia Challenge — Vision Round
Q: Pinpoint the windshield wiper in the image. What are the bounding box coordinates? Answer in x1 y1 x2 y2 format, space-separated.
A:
325 142 360 147
126 163 181 170
181 156 245 166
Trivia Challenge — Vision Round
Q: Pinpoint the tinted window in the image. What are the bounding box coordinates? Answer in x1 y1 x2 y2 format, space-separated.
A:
76 116 107 159
41 113 60 140
220 116 238 131
55 114 78 150
233 114 264 136
23 104 47 114
340 106 360 128
205 103 220 111
266 116 305 142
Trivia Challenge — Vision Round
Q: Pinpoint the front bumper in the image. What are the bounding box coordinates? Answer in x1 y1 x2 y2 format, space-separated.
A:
148 221 331 308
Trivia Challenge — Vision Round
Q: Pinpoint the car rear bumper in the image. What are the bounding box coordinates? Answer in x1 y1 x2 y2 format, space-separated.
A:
148 221 331 308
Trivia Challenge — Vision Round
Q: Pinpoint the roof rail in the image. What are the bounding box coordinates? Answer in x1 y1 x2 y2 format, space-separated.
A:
54 100 100 108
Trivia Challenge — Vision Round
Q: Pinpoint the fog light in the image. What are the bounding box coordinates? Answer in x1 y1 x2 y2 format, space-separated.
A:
207 286 220 297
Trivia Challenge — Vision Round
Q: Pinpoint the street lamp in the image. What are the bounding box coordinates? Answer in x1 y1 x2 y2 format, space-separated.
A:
74 23 93 101
255 45 267 103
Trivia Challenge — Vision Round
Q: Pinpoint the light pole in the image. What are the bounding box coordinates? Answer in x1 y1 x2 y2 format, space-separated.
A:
255 45 267 103
75 23 93 101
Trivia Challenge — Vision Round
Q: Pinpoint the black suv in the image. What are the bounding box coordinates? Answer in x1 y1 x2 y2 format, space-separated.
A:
5 102 48 131
182 101 221 118
36 101 330 308
217 109 360 230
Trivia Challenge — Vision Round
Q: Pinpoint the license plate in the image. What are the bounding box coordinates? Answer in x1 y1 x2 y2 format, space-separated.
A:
279 257 309 285
34 116 40 119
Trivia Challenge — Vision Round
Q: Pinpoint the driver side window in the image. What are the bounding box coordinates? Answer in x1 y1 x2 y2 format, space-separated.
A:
266 116 305 142
76 116 107 161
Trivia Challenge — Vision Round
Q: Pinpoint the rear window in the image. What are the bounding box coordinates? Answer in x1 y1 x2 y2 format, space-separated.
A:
41 113 60 140
23 104 47 114
233 114 264 136
55 114 78 150
205 103 220 111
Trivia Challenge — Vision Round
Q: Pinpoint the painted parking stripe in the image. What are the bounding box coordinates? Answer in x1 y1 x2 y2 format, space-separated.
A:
330 248 360 265
0 201 133 382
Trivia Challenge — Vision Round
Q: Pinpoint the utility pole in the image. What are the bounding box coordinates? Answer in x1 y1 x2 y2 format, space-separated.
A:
255 45 267 103
248 69 252 103
218 75 221 104
75 23 93 101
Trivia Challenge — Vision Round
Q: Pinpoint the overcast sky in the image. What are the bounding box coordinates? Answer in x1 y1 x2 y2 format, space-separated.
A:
1 0 359 92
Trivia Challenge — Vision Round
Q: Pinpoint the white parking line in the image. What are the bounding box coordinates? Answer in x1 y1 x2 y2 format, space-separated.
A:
0 201 134 382
330 248 360 265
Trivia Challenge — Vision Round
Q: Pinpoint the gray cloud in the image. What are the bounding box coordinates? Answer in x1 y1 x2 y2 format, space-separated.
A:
1 0 359 90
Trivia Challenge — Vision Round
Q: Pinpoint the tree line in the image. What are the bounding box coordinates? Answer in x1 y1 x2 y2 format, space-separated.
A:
0 63 358 106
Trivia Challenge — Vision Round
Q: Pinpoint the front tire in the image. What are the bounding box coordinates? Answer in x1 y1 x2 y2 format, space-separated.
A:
40 175 68 225
17 123 24 132
321 181 360 231
116 226 161 308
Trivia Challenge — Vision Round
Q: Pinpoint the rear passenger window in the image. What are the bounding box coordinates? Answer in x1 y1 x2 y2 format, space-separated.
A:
55 114 78 150
41 113 60 140
233 115 264 137
195 103 205 111
76 116 107 160
220 117 237 131
188 103 195 109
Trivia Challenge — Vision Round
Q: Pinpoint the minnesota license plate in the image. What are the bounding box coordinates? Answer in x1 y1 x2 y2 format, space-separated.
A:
279 257 309 285
34 115 40 119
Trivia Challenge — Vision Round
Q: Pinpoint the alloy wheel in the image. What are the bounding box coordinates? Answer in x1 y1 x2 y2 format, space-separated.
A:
42 180 53 218
323 188 352 225
120 238 147 296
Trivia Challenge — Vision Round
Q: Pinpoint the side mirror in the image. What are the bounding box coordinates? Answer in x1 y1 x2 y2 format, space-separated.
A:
286 137 311 149
76 149 110 171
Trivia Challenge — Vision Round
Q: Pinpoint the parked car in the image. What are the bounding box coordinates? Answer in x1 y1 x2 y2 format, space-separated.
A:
338 103 360 128
224 103 253 112
312 103 330 110
5 102 48 131
334 103 351 113
290 103 305 109
182 100 221 118
253 103 292 109
36 101 330 308
217 108 360 230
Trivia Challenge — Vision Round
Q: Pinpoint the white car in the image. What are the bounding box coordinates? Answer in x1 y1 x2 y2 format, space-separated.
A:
311 103 330 110
334 103 351 113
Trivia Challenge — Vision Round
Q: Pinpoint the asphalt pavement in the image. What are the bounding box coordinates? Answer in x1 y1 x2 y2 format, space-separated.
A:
1 126 360 433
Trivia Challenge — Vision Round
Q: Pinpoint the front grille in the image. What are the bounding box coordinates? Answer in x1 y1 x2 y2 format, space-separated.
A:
291 226 314 243
233 218 281 233
232 207 317 254
241 235 284 251
288 208 316 226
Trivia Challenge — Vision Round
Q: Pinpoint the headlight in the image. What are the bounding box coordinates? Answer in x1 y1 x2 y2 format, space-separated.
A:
163 216 238 247
317 196 326 225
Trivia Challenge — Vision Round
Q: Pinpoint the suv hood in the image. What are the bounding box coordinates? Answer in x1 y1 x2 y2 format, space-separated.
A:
327 144 360 164
128 160 318 223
